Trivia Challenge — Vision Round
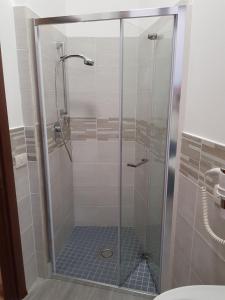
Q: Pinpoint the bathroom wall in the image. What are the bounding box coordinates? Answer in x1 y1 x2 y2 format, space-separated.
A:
10 127 38 289
65 0 184 37
183 0 225 144
0 0 23 128
171 0 225 289
67 16 173 230
65 0 180 16
173 133 225 286
13 0 66 18
121 24 138 232
38 24 74 255
1 1 40 290
1 0 50 290
133 16 173 250
126 17 173 290
12 5 75 283
12 6 51 289
67 24 122 226
8 0 225 291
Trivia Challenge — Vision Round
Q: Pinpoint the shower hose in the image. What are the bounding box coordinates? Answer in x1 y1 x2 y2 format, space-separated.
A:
54 61 72 162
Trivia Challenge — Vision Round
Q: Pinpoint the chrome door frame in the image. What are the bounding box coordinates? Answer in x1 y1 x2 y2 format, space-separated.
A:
34 5 186 293
34 6 181 25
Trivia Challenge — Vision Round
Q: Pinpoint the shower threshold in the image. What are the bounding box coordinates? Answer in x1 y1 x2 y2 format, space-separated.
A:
52 272 157 298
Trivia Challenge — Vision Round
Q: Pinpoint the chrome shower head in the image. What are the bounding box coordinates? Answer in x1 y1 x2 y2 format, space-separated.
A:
148 33 158 40
84 58 94 66
60 54 94 66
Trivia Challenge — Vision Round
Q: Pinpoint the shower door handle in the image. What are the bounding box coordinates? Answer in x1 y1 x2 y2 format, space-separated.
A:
127 158 149 168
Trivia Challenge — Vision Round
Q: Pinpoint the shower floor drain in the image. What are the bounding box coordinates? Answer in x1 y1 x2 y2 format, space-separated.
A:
99 248 113 259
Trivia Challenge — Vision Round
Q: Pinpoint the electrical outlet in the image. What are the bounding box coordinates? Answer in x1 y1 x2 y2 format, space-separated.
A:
15 153 27 169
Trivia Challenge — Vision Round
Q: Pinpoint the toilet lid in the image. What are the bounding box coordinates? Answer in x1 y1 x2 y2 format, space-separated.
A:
155 285 225 300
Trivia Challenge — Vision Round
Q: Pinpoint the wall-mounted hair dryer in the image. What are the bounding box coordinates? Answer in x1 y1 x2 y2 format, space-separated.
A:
201 168 225 245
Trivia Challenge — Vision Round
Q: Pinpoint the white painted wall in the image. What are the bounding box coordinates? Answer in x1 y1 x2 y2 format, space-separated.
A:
65 0 179 37
12 0 66 17
8 0 225 144
66 0 179 15
66 0 225 145
0 0 23 128
182 0 225 145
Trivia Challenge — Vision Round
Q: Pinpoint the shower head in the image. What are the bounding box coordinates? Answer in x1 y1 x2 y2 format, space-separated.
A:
60 54 94 66
84 58 95 66
148 33 158 40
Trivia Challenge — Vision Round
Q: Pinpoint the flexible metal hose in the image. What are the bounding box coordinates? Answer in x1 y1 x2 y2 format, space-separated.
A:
54 62 72 162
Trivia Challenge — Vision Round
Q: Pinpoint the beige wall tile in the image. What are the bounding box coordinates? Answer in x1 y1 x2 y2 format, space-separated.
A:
74 186 119 207
191 231 225 284
17 195 33 234
173 243 190 287
180 134 201 183
28 162 39 193
173 133 225 288
75 206 119 227
14 165 30 201
177 173 198 225
21 225 36 265
175 214 194 262
189 269 203 285
24 254 38 290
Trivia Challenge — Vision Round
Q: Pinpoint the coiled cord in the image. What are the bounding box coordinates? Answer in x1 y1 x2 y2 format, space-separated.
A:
200 183 225 245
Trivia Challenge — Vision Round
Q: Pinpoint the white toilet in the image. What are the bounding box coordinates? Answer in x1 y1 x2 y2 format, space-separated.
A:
155 285 225 300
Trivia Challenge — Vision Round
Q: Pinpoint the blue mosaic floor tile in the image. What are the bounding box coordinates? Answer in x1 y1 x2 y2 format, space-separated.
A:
55 226 157 293
123 260 156 293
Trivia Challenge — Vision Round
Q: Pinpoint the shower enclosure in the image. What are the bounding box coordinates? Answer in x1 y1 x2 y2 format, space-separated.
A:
34 6 186 295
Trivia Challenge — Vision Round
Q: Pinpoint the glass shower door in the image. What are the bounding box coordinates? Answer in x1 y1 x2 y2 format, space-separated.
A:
120 16 175 292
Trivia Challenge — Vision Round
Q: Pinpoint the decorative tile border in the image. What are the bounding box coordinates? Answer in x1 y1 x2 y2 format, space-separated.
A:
136 120 167 162
70 117 136 141
70 117 167 147
123 118 136 141
97 118 119 140
70 118 96 141
10 126 37 163
10 119 169 164
180 132 225 195
10 127 26 165
136 120 150 147
180 133 201 182
25 126 37 161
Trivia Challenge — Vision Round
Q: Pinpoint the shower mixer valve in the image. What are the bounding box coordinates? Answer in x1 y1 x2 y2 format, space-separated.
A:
54 122 61 133
54 121 62 144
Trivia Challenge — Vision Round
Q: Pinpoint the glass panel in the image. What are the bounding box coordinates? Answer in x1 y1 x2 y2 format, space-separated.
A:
120 16 174 293
38 24 74 267
37 20 121 285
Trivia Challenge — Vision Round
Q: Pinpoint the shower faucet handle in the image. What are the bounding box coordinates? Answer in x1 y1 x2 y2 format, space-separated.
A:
54 122 62 133
127 158 149 168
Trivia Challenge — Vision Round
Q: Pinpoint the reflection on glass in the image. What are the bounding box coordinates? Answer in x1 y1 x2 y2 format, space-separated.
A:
120 16 174 292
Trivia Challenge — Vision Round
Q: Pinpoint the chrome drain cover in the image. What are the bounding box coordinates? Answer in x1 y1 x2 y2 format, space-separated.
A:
100 248 113 259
